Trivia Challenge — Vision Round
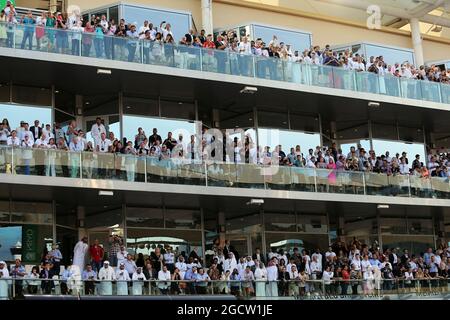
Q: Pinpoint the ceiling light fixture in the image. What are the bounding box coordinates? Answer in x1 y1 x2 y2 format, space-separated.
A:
97 68 112 75
99 190 114 196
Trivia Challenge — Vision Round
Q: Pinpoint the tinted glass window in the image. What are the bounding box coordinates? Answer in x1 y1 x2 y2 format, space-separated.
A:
364 44 415 66
253 24 311 52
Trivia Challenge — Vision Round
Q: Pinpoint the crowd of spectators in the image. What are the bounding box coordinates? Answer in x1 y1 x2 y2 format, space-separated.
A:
1 4 449 83
1 237 449 298
1 117 450 181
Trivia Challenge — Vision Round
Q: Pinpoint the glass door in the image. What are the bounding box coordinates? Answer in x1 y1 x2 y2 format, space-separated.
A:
84 115 121 144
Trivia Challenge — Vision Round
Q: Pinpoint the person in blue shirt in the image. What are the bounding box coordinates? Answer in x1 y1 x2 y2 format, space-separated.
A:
81 264 97 295
49 244 63 273
195 268 210 294
60 266 73 295
229 268 241 296
183 266 197 294
10 258 26 298
20 10 35 50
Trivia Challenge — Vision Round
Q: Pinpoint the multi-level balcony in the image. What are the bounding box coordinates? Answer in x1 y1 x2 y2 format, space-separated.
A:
1 146 449 206
1 22 450 106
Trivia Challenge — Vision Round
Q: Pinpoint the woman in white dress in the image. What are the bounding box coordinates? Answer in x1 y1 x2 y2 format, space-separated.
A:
254 262 267 297
98 261 116 295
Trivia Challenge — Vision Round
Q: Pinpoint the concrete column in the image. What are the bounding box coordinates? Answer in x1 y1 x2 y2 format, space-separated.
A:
201 0 213 35
410 18 424 66
77 206 87 240
212 108 220 128
49 0 58 13
218 211 226 248
75 95 84 130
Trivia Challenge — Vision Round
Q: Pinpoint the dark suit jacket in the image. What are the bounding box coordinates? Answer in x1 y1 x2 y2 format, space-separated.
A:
252 253 266 264
30 126 42 141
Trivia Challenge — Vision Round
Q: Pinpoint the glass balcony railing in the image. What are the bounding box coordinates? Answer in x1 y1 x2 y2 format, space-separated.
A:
1 277 448 300
1 146 449 200
1 22 450 104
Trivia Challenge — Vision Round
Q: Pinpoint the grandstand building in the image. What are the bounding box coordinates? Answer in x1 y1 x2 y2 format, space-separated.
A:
0 0 449 300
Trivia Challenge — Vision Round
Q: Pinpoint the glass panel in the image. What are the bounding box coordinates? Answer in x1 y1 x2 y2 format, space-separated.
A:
420 80 441 102
123 96 159 117
289 113 320 133
164 209 201 229
291 167 316 192
122 5 191 44
0 200 9 222
308 64 334 88
282 60 302 84
388 174 410 197
364 44 415 67
207 162 237 187
297 215 328 233
379 75 400 97
235 163 265 189
126 229 203 261
126 207 164 228
252 25 311 53
431 177 450 199
201 47 230 74
0 103 52 137
55 203 77 228
265 212 296 232
0 224 53 264
380 217 408 234
381 235 434 254
440 83 450 104
82 151 114 180
258 111 288 129
56 226 78 267
265 166 291 190
355 72 379 94
160 100 195 120
332 67 356 91
365 172 389 196
408 218 433 235
344 215 378 239
10 202 53 224
85 206 122 229
254 55 282 81
409 176 432 198
265 233 329 256
11 85 52 106
0 82 9 102
229 53 254 77
109 6 119 23
174 45 201 71
399 78 422 100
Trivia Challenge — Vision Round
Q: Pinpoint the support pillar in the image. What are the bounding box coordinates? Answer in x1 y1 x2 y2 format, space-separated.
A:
201 0 213 35
49 0 58 13
410 18 424 66
77 206 87 240
218 211 226 248
75 95 84 131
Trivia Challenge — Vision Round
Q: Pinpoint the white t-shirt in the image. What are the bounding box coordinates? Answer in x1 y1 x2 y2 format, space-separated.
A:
238 41 251 55
97 138 112 153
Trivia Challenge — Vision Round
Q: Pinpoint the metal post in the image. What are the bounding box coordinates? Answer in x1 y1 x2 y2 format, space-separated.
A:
313 168 318 192
144 157 147 183
204 161 208 187
11 146 14 175
362 171 367 195
80 152 83 179
407 174 412 198
199 47 203 72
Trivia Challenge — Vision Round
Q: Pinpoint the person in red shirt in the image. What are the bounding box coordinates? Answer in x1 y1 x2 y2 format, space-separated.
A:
89 239 105 272
202 34 215 49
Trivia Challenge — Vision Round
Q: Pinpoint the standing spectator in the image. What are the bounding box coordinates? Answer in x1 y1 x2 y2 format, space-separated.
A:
116 262 130 295
20 10 35 50
73 236 89 272
108 235 121 267
89 239 104 273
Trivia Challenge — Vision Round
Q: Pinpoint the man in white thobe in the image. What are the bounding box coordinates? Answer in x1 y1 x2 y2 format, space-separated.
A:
132 267 146 295
98 261 116 295
115 262 130 295
0 261 10 300
266 260 279 297
73 237 88 271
